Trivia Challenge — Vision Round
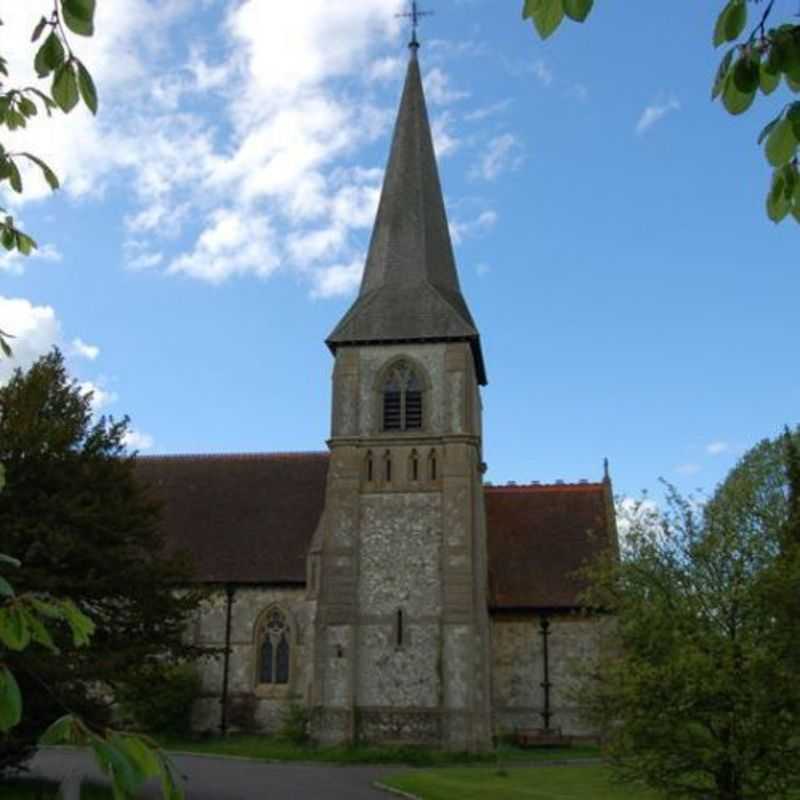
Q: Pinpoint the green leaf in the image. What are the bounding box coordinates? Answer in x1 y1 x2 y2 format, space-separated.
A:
21 152 60 190
31 16 48 43
113 734 161 780
0 666 22 732
0 553 20 568
767 169 790 222
765 116 797 167
18 97 37 117
61 598 95 646
522 0 536 19
733 54 760 94
562 0 593 23
722 70 756 115
0 606 30 650
712 47 735 100
760 60 781 95
788 103 800 140
52 63 79 113
23 608 57 651
529 0 564 39
714 0 747 47
40 714 88 746
7 161 22 193
0 576 13 596
91 735 141 795
34 31 65 79
62 0 95 36
787 74 800 93
76 61 98 114
758 115 780 145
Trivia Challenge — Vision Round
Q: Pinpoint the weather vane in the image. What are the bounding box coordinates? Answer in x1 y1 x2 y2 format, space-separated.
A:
396 1 434 48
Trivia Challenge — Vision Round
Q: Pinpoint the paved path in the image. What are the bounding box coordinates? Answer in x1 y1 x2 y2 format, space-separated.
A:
27 748 406 800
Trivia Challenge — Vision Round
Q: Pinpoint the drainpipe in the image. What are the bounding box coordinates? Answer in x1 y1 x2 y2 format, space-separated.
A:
220 583 235 735
539 616 552 731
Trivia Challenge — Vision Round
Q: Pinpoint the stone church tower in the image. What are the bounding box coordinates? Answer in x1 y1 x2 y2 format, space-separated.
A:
307 40 493 750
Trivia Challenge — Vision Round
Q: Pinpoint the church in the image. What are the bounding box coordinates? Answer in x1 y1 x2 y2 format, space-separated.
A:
135 34 617 751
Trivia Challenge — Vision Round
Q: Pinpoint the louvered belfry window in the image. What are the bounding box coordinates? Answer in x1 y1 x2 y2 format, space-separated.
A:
383 361 423 431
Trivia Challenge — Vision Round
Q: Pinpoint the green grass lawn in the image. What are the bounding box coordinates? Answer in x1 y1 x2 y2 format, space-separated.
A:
155 734 601 766
0 780 111 799
380 765 660 800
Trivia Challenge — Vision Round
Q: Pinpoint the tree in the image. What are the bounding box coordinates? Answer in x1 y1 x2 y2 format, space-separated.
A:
0 350 202 787
581 428 800 800
0 0 99 356
521 0 800 225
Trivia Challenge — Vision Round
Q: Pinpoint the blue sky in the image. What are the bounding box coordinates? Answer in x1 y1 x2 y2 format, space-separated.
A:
0 0 797 504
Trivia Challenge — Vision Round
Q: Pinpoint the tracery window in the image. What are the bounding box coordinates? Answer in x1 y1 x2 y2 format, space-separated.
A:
382 361 423 431
258 607 290 685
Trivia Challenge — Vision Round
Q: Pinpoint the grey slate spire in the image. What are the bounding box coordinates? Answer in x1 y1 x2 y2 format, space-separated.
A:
326 45 487 385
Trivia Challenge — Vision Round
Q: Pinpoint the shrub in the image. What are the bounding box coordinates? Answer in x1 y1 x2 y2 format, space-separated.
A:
116 663 201 736
279 702 310 745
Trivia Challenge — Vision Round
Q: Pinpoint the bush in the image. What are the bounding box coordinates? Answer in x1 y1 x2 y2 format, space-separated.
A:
279 702 310 745
116 663 201 736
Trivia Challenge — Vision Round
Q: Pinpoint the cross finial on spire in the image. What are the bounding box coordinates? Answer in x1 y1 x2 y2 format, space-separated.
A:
396 1 434 50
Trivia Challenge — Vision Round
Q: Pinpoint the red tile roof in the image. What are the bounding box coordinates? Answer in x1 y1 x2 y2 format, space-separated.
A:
135 454 616 608
485 483 615 609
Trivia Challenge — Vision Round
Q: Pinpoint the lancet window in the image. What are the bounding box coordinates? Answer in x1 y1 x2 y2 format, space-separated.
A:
382 361 423 431
258 607 290 685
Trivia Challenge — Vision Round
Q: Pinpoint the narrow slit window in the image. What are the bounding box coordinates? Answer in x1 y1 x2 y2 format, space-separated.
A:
384 451 392 483
410 449 419 482
429 450 437 481
382 361 424 431
396 609 404 648
366 450 374 482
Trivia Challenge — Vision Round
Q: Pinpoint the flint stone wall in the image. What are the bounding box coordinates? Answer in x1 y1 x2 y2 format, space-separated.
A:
491 612 606 738
188 586 314 734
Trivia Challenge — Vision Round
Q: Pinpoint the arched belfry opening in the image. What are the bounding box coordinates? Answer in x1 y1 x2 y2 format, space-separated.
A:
382 360 423 432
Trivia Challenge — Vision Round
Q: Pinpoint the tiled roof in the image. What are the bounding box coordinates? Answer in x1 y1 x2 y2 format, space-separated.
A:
135 452 329 584
326 49 486 385
485 483 615 609
135 455 616 608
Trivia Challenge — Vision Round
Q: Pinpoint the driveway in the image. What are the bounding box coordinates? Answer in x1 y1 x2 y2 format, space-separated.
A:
27 748 405 800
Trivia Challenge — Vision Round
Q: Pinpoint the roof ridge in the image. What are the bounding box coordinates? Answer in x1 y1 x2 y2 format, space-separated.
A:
137 451 330 462
486 482 604 493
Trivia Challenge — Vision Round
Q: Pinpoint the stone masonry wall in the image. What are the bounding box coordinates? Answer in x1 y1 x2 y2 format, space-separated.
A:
189 586 315 734
492 612 605 738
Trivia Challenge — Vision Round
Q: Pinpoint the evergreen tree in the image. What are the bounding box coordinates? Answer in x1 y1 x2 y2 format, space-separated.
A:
582 428 800 800
0 349 201 769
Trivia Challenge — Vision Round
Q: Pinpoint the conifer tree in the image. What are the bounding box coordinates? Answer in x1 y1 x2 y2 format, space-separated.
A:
0 349 201 770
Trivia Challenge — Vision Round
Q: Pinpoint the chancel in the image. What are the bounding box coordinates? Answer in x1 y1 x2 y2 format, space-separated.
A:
135 16 618 750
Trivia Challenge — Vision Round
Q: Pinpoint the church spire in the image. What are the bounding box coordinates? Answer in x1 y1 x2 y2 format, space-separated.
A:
326 42 487 385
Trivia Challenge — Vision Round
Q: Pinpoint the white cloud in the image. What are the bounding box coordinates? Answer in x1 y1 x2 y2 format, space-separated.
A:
367 55 404 83
675 463 701 476
310 257 365 299
423 67 469 105
706 441 730 456
464 99 512 122
531 59 553 87
635 96 680 135
168 209 279 284
431 112 461 158
0 243 62 275
123 429 155 451
470 134 525 181
616 496 661 549
0 297 61 384
70 338 100 361
79 380 118 415
450 210 498 245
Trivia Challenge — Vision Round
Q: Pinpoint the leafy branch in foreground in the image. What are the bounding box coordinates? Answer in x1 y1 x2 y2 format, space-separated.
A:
0 554 184 799
522 0 800 226
0 0 99 357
